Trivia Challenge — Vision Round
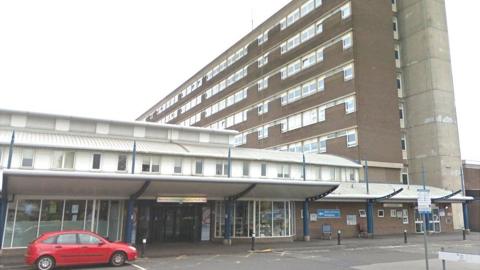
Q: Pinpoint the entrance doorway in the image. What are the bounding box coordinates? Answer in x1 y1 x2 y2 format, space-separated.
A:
414 207 441 233
137 202 204 243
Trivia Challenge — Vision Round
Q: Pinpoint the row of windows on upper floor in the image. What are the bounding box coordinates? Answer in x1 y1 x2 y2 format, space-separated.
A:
0 147 358 182
231 95 355 146
150 0 352 121
162 31 352 125
270 128 358 154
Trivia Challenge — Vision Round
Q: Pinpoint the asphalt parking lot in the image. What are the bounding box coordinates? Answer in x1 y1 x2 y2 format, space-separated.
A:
3 233 479 270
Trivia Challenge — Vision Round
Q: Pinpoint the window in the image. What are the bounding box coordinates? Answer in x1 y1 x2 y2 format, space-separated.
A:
342 34 352 50
315 0 322 7
318 107 326 122
394 45 401 67
117 155 127 171
280 18 287 30
78 234 102 244
392 0 397 12
286 60 301 78
288 142 302 153
257 101 269 115
390 209 397 218
399 105 404 120
52 151 75 169
258 126 269 140
402 171 409 185
393 17 399 39
346 130 357 147
21 149 34 168
0 147 2 167
316 48 324 62
303 139 318 153
261 163 267 177
402 209 409 224
258 53 268 67
216 160 229 176
302 52 316 69
242 162 249 177
341 3 351 19
287 86 302 104
378 209 385 218
258 77 269 91
174 158 182 174
286 9 300 28
302 80 317 96
345 97 356 114
319 138 327 153
277 164 290 178
316 22 323 34
195 160 203 175
57 234 77 245
396 74 402 91
301 0 315 17
142 157 151 172
302 108 318 126
287 114 302 131
234 133 247 146
92 153 101 170
401 134 407 150
257 31 269 45
318 77 325 91
301 25 315 42
344 65 354 81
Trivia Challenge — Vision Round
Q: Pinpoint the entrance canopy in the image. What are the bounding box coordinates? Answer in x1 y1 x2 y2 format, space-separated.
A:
2 169 339 201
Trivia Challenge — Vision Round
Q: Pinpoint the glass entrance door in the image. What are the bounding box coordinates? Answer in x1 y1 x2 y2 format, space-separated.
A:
414 208 441 233
147 204 200 243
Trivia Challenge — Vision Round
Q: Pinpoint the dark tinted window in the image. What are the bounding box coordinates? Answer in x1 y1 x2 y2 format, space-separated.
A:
57 233 77 244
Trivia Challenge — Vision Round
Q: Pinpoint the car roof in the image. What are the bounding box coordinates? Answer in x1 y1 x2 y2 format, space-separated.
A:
40 230 98 237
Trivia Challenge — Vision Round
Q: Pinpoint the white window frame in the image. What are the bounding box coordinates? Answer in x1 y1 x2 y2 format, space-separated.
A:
346 130 357 147
344 65 354 81
194 159 204 175
345 97 356 114
341 3 351 19
91 153 102 170
21 149 35 168
173 158 182 174
342 34 352 50
378 209 385 218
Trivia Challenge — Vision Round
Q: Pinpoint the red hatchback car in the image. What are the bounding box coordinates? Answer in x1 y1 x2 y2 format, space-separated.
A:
25 230 137 270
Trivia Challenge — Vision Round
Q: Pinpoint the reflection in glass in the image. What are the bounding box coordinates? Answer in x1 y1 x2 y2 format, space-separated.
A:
234 201 249 237
12 200 41 247
3 202 17 248
63 200 86 230
273 202 285 236
39 200 64 235
259 201 272 237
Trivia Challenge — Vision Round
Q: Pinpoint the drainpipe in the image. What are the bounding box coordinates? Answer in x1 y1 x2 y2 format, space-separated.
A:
460 168 470 231
303 200 310 241
302 153 306 181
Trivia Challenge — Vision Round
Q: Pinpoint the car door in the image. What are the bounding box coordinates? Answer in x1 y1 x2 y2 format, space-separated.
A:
77 233 112 264
53 233 82 266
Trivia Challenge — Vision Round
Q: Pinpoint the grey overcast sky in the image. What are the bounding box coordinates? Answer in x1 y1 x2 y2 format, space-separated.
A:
0 1 479 161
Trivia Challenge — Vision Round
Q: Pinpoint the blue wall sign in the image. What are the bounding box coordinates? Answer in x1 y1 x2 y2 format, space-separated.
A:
317 209 341 219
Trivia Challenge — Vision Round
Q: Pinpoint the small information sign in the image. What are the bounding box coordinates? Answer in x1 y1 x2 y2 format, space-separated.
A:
417 189 431 214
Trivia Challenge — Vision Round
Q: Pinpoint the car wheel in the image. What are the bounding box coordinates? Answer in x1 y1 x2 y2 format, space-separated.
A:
110 251 127 267
36 255 55 270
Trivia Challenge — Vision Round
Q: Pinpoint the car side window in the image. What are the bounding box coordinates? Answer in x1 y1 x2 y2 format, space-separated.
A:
78 234 102 244
56 234 77 244
42 236 57 244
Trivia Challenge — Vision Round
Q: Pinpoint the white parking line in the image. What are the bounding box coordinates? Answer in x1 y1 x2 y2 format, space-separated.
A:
130 263 147 270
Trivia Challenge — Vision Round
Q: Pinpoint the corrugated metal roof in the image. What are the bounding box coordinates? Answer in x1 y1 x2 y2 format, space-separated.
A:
0 129 361 167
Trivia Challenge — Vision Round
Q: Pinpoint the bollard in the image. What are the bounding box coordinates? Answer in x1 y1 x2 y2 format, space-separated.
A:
251 233 256 251
441 247 446 270
141 238 147 258
462 229 466 241
337 230 341 245
404 229 408 244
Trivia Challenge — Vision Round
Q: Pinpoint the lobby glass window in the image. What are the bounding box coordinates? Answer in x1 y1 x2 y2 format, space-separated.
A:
63 200 86 230
174 158 182 174
21 149 34 168
261 163 267 177
117 155 127 171
52 151 75 169
242 162 250 177
39 200 64 235
258 201 272 237
234 201 249 237
273 202 286 236
92 153 101 170
12 200 41 247
195 159 203 175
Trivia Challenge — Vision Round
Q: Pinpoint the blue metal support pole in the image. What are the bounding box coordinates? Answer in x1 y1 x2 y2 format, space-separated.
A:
224 199 232 245
0 131 15 247
367 200 374 237
365 160 369 194
463 202 470 231
303 200 310 241
124 141 137 244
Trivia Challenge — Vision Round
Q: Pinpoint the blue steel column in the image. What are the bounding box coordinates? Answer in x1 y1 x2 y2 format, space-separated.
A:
125 141 137 244
367 200 374 237
303 200 310 241
0 131 15 247
224 199 232 245
463 202 469 231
